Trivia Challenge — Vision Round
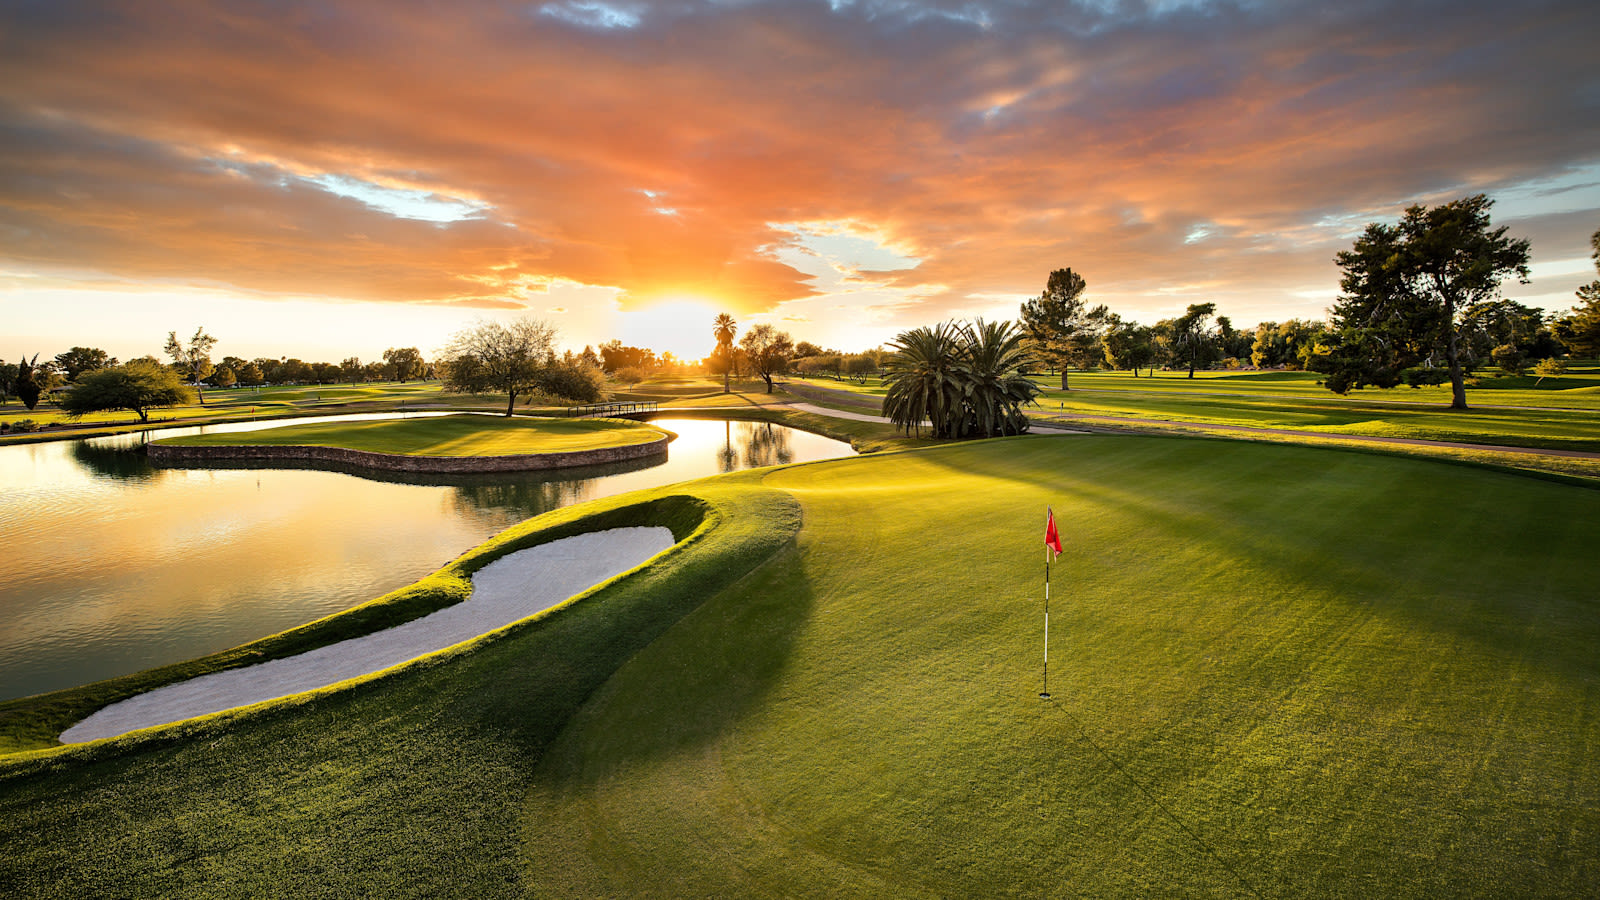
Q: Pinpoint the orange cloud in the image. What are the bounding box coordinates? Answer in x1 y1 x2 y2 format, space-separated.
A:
0 0 1595 335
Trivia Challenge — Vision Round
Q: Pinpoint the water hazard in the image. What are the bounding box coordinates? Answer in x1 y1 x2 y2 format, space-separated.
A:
0 416 853 700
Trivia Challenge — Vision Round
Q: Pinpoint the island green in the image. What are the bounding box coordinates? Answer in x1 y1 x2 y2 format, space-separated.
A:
157 414 666 457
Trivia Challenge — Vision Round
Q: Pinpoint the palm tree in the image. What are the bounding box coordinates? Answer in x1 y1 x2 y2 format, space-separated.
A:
882 323 965 437
882 319 1040 438
712 313 737 393
957 318 1041 437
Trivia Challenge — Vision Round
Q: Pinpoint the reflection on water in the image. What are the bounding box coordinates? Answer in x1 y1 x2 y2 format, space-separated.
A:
0 417 852 700
71 439 161 481
713 420 795 473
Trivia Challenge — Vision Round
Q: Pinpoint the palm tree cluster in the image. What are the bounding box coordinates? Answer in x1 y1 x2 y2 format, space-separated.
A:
882 319 1041 438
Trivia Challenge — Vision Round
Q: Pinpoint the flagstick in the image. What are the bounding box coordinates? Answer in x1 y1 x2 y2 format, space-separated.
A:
1041 541 1051 700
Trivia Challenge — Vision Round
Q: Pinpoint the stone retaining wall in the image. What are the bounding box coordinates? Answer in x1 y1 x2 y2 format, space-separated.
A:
148 432 670 474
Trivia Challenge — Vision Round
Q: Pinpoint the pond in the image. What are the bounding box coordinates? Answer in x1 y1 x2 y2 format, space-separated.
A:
0 416 853 701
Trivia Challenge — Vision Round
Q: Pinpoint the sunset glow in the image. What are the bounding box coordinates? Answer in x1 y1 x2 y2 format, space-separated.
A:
1 1 1596 362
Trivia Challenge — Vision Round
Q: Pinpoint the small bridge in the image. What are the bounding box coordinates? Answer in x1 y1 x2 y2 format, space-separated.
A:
566 400 660 420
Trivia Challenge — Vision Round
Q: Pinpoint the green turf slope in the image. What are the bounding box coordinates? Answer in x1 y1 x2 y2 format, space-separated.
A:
525 436 1600 896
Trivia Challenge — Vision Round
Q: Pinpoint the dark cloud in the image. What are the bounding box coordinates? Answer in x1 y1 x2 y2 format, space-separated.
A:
0 0 1595 325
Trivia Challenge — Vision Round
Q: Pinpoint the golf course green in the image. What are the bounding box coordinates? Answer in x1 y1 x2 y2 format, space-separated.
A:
156 413 667 456
2 435 1596 896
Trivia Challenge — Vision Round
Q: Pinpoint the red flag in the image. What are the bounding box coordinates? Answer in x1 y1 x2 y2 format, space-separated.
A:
1044 507 1062 558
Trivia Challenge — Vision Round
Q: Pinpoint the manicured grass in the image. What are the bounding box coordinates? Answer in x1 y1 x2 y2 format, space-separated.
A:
2 437 1597 895
526 437 1600 896
792 368 1600 452
1030 385 1600 451
0 380 487 444
156 414 666 457
1055 363 1600 409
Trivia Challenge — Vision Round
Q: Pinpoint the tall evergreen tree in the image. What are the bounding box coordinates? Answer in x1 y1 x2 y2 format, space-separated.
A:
1554 227 1600 358
1019 268 1098 389
1326 195 1529 409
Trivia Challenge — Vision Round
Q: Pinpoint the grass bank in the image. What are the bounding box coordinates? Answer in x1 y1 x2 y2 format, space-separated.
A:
156 414 666 457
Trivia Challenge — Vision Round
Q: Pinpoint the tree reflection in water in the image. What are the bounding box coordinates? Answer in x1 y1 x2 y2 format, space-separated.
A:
719 420 794 472
72 440 163 481
743 421 794 468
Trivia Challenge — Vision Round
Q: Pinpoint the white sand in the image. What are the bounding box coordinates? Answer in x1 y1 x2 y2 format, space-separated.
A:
60 526 676 744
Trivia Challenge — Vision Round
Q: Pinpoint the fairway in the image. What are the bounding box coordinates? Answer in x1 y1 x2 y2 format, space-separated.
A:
157 413 666 457
2 437 1597 895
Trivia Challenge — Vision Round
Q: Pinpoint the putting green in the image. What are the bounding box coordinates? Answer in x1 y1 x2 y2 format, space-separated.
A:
156 414 666 457
526 437 1600 896
2 436 1596 896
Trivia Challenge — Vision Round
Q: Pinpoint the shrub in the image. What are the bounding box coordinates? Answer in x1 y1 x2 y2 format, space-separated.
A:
1400 366 1448 388
1492 343 1526 376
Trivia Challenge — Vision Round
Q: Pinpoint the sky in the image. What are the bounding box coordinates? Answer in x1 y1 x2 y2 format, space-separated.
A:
2 0 1597 365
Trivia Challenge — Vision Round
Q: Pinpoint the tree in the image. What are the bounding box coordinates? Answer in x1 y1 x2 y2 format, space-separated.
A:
712 313 738 392
236 362 264 386
1327 195 1530 409
211 365 237 388
882 323 963 438
793 340 824 358
165 327 217 405
59 360 195 423
1101 318 1156 376
1534 357 1567 386
1463 299 1552 364
1554 227 1600 358
739 323 794 393
382 347 425 382
957 319 1042 437
0 360 16 405
1171 302 1218 378
439 317 558 416
844 353 878 383
598 341 657 373
535 355 606 403
1251 319 1326 369
1215 316 1253 362
1019 268 1099 389
882 320 1040 438
340 357 364 384
53 347 117 382
16 353 41 410
279 358 313 384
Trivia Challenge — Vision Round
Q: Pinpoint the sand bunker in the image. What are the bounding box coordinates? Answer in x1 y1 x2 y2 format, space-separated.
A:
61 526 676 744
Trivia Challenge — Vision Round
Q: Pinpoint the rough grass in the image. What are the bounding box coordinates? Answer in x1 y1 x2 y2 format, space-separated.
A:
156 414 665 456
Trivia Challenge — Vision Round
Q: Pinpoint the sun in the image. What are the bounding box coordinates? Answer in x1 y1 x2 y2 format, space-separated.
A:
616 297 726 363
